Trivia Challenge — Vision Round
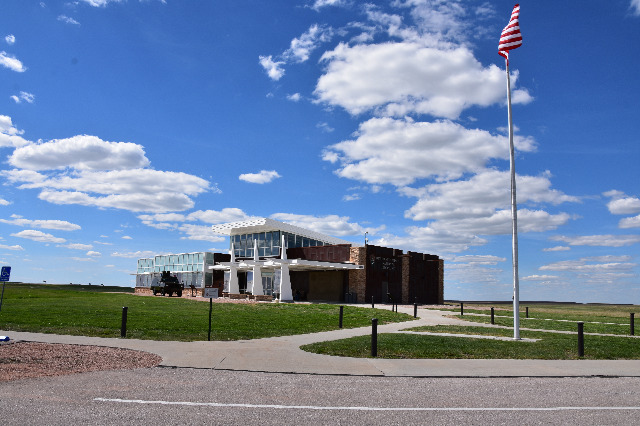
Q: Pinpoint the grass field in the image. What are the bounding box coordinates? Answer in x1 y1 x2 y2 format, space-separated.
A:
2 285 638 359
0 283 411 341
302 302 640 360
440 303 637 335
301 328 639 360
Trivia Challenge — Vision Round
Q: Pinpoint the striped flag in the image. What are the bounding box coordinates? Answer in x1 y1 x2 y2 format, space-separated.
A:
498 4 522 62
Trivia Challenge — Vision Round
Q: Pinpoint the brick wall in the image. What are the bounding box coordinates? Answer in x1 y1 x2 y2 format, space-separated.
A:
401 255 410 303
348 246 367 303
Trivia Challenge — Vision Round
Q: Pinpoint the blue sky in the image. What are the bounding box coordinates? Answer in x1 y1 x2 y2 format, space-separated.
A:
1 0 639 304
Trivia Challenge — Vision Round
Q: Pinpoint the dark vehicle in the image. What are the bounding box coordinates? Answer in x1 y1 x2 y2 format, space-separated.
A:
151 271 184 297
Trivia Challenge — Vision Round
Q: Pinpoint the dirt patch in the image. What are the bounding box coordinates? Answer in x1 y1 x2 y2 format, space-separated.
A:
0 341 162 382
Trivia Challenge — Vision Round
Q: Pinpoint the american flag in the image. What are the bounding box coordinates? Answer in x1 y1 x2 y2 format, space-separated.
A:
498 4 522 62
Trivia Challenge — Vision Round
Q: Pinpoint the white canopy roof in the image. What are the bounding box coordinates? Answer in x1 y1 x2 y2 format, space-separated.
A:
210 258 363 272
210 217 354 246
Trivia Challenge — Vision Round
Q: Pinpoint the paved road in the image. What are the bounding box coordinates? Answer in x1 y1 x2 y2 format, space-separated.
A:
2 368 640 425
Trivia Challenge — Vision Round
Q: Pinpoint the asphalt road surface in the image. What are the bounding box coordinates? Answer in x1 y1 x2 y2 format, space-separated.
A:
1 368 639 425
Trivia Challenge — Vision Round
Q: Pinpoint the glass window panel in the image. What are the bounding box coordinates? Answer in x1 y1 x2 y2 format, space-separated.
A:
286 233 295 249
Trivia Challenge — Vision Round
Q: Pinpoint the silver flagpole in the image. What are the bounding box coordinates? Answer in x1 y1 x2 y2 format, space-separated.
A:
505 58 520 340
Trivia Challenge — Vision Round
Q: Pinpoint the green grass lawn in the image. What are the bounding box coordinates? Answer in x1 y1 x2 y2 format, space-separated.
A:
446 303 638 335
300 303 640 360
0 284 411 341
442 302 637 322
302 325 640 360
3 285 638 359
455 313 634 335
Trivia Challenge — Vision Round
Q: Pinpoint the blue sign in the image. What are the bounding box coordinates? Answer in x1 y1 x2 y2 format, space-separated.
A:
0 266 10 282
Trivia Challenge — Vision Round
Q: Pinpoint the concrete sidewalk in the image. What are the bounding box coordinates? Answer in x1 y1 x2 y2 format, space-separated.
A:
3 307 639 378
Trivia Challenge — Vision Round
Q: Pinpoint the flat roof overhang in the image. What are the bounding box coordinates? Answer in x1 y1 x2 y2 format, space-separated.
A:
210 258 363 272
210 217 355 246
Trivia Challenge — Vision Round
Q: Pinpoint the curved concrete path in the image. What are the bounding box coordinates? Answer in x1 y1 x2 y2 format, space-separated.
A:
3 307 639 377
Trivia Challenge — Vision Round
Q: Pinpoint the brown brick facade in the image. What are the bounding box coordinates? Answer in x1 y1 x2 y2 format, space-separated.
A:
347 244 443 305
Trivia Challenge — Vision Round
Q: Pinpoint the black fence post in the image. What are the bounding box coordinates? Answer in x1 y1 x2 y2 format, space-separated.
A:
460 302 464 316
339 305 344 329
491 307 495 325
413 302 418 318
371 296 374 309
526 307 529 318
371 318 378 357
577 321 584 357
208 297 213 341
631 313 635 336
121 306 128 338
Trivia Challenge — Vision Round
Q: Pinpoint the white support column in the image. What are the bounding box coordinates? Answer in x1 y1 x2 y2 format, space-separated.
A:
278 263 293 302
228 243 239 294
278 234 293 302
252 266 263 296
252 239 263 296
228 265 239 294
281 234 288 260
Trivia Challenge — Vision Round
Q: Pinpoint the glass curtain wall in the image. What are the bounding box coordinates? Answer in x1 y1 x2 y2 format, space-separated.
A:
136 252 213 288
231 231 326 258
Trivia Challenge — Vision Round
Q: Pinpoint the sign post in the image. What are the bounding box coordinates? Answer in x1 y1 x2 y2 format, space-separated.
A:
204 287 218 341
0 266 11 313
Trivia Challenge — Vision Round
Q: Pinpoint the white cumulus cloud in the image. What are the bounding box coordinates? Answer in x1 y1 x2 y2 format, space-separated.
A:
239 170 281 184
3 134 212 213
11 230 66 244
0 214 81 231
58 15 80 25
0 51 26 72
324 117 535 185
550 234 640 247
258 55 285 81
10 91 35 104
315 42 525 119
270 213 385 237
9 135 150 171
0 115 30 148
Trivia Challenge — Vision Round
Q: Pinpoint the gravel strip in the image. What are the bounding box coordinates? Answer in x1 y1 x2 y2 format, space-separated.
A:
0 341 162 382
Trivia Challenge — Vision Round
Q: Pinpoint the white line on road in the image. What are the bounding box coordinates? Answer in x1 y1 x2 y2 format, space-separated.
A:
94 398 640 412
